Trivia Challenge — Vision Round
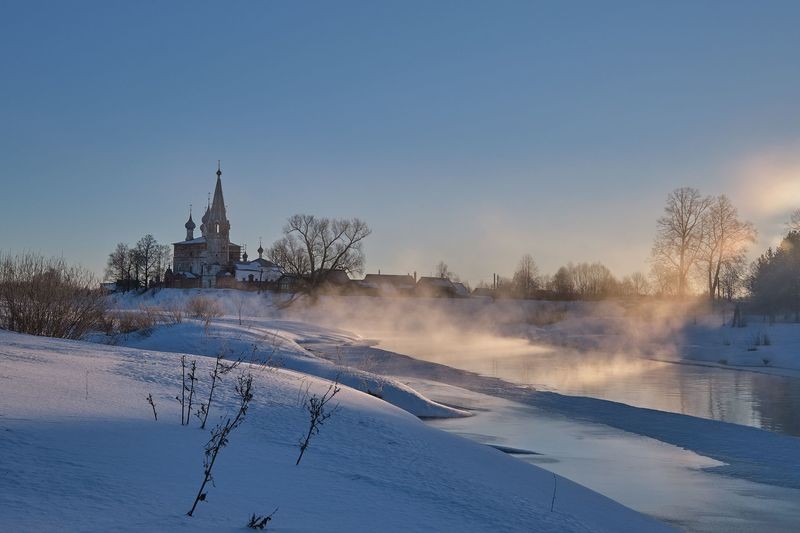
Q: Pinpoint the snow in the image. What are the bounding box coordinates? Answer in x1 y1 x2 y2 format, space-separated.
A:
26 288 798 530
92 319 466 419
0 329 673 532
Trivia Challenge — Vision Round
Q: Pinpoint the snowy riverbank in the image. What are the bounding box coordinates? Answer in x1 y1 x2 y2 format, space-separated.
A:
0 329 672 532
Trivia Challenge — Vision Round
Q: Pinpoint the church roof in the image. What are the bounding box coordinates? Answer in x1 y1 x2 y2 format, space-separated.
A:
173 236 207 245
235 258 280 270
207 167 227 225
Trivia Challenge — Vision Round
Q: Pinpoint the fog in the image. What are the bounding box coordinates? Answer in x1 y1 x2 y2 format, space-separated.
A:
283 295 713 385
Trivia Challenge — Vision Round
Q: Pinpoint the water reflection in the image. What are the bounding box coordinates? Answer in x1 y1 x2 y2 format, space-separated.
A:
378 335 800 436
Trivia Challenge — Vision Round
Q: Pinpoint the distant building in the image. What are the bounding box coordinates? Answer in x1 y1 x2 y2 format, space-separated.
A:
416 276 459 297
234 242 283 283
361 274 417 295
171 164 243 288
451 282 470 297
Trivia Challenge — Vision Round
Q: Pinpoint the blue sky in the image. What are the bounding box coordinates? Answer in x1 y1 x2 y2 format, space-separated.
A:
2 1 800 284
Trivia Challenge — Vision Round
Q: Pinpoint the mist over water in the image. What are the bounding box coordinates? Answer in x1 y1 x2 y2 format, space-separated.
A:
286 295 800 436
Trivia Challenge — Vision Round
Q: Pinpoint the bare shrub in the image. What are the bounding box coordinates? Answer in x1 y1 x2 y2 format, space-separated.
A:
197 349 242 429
186 295 223 330
0 252 107 339
296 378 340 465
162 303 184 324
146 393 158 421
97 313 117 336
247 508 278 530
187 372 254 517
115 311 156 334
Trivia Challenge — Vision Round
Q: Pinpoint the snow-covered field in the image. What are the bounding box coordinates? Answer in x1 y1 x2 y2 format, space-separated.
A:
7 288 799 531
0 328 671 531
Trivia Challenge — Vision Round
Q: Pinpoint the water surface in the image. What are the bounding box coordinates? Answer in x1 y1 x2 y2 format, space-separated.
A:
378 334 800 436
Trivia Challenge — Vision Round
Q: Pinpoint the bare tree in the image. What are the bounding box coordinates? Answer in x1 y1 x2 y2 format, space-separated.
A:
105 243 130 284
551 266 574 297
434 261 454 279
697 195 756 300
135 234 160 289
512 254 540 298
127 247 143 287
626 271 651 296
786 209 800 232
268 214 371 292
652 187 712 296
719 254 748 300
649 262 678 296
568 262 617 298
187 372 254 517
152 244 172 285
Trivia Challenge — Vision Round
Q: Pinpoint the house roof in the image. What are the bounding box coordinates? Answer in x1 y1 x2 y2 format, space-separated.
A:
417 276 455 287
362 274 416 288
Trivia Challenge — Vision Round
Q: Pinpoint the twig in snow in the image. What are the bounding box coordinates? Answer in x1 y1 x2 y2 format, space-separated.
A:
187 372 254 517
146 393 158 421
550 473 558 512
176 355 187 424
197 349 242 429
185 360 198 425
296 377 341 466
247 507 278 529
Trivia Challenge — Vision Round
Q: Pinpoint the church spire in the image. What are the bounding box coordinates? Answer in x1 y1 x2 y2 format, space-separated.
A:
184 204 196 241
206 161 229 238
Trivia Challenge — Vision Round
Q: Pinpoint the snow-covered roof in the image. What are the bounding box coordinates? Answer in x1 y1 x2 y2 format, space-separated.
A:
235 259 281 272
173 236 207 245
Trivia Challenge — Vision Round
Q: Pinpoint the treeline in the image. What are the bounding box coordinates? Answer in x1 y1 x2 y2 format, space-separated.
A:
475 187 759 302
749 229 800 318
106 234 172 291
477 255 651 300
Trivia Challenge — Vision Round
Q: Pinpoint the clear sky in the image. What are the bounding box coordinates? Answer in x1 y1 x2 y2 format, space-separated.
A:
2 1 800 284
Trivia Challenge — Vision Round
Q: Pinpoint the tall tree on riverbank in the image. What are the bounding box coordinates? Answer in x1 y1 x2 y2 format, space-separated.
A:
651 187 712 297
512 254 540 298
697 195 756 299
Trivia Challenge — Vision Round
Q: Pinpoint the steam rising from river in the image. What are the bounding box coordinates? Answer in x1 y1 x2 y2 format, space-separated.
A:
284 296 711 389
